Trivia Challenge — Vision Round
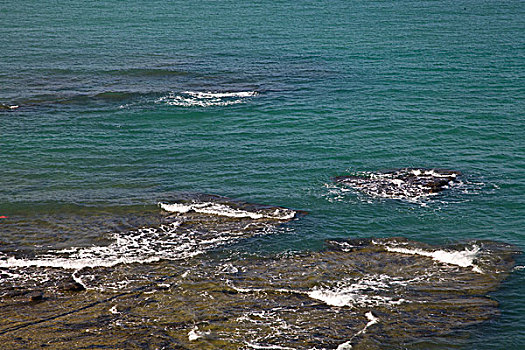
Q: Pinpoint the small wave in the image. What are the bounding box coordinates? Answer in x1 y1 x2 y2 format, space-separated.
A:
184 91 257 99
156 90 258 107
159 201 296 220
229 274 410 309
379 241 482 273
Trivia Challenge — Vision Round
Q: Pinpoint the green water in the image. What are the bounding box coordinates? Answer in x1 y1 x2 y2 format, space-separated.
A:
1 0 524 348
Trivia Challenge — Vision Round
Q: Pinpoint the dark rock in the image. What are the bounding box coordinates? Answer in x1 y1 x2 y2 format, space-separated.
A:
58 278 86 292
334 168 462 201
27 291 43 301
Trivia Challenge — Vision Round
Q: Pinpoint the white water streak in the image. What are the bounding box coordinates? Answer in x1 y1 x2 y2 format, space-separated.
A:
381 243 482 273
159 202 295 220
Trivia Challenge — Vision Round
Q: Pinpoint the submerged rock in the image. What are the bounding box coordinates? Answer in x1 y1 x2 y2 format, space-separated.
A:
0 236 518 349
334 168 462 202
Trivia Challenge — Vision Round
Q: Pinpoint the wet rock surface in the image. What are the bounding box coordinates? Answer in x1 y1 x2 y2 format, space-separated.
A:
334 168 462 202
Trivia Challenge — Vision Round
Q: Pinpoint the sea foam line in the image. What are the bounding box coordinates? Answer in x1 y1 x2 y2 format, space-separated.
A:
0 222 203 271
379 242 483 273
228 274 408 309
183 91 257 99
159 202 296 220
307 274 409 308
336 312 379 350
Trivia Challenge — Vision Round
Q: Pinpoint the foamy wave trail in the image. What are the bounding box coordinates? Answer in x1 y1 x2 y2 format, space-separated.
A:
0 222 196 271
307 274 410 308
159 201 296 220
378 241 483 273
156 90 258 107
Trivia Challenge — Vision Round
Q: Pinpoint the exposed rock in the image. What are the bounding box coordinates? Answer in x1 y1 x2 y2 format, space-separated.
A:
57 278 86 292
27 290 43 301
334 168 462 201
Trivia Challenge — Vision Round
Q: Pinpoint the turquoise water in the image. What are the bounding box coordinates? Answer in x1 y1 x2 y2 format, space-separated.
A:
1 0 524 348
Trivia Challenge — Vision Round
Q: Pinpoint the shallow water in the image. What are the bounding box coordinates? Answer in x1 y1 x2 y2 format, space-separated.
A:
1 0 524 348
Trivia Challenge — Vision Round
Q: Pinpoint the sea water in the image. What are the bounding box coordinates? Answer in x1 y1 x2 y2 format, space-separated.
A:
1 1 524 349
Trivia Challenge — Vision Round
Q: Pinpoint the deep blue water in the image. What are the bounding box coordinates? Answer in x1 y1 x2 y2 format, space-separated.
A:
1 1 524 348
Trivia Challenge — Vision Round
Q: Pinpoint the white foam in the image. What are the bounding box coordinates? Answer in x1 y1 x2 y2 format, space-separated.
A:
392 179 405 186
307 274 409 308
363 311 379 329
336 342 353 350
0 220 242 274
156 91 257 107
183 91 257 99
382 243 482 273
336 312 379 350
159 202 296 220
229 274 410 309
188 326 210 341
423 169 457 178
245 343 295 350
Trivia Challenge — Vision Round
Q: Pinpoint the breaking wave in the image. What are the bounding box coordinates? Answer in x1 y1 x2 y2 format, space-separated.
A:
159 201 296 220
378 240 483 273
155 90 258 107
